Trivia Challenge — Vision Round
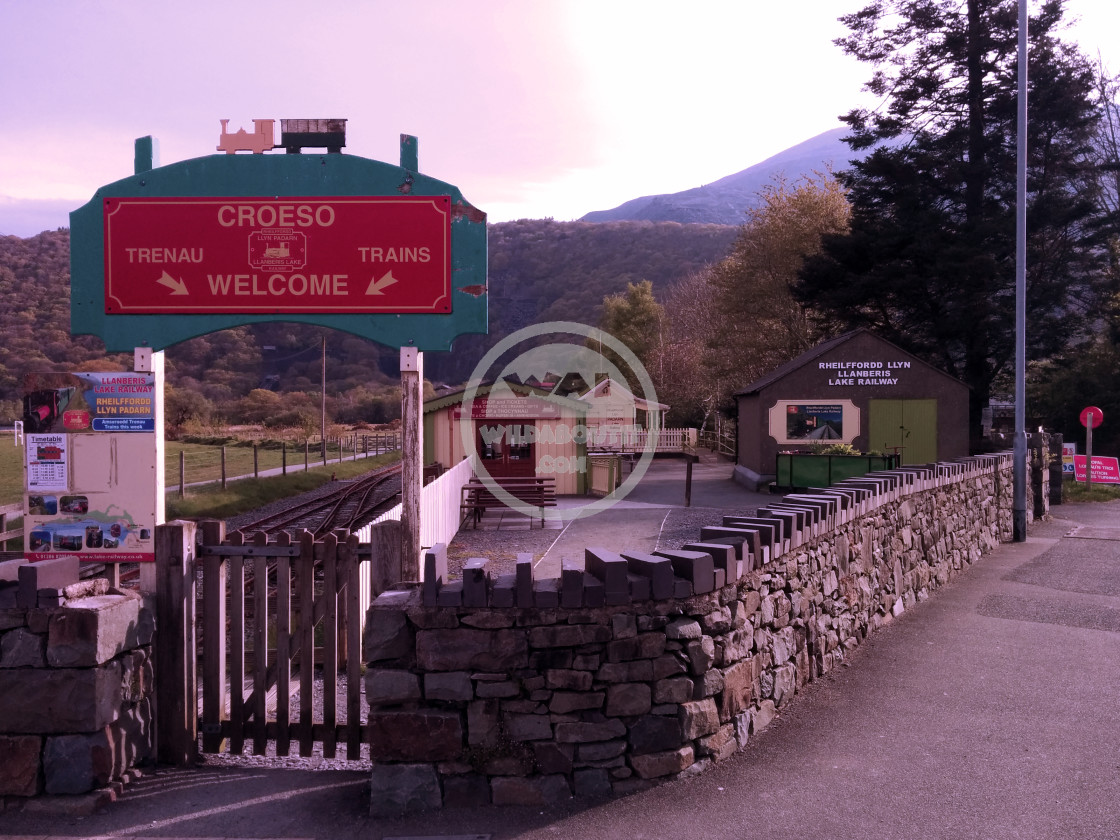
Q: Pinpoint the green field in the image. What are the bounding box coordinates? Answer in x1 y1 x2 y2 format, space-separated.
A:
0 435 394 504
0 434 22 506
166 438 384 488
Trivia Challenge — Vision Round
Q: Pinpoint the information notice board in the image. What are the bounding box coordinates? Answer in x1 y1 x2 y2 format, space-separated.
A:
22 369 159 563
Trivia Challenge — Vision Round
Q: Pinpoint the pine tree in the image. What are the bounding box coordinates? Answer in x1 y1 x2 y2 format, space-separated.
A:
797 0 1110 437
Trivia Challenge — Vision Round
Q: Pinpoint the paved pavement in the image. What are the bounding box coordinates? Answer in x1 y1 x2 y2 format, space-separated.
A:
533 454 774 576
3 493 1120 839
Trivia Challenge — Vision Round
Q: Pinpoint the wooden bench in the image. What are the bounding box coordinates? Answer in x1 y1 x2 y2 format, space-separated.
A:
460 477 557 528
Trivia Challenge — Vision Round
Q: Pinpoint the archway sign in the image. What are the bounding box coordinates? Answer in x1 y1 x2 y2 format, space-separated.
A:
67 121 488 583
70 125 487 352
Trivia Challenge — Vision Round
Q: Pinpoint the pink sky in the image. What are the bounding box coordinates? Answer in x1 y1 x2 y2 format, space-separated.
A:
2 0 1118 237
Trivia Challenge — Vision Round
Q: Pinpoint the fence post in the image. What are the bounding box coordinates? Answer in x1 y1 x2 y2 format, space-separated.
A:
200 520 227 755
179 450 185 498
155 520 198 766
253 442 259 478
369 520 403 599
400 348 423 580
221 446 227 490
282 441 287 475
1049 433 1064 506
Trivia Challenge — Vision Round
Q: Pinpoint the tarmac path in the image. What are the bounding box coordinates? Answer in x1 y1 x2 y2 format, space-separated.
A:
3 495 1119 840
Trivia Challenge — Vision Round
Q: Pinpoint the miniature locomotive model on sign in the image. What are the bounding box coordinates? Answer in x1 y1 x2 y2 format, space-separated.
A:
216 118 347 154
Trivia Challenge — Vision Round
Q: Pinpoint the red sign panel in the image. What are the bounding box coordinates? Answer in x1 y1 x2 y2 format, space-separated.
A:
103 196 452 314
1073 455 1120 483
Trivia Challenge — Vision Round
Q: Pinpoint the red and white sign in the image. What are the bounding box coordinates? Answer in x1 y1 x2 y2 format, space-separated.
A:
1073 455 1120 483
454 396 563 420
103 196 452 314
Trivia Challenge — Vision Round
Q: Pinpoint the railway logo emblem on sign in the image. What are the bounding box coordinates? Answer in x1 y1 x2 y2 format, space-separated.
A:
249 230 306 271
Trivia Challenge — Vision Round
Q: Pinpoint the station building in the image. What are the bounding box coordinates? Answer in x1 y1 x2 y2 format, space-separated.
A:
423 382 589 494
576 376 668 445
733 329 970 490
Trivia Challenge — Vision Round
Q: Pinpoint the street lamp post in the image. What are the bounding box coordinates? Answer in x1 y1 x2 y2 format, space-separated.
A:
1013 0 1028 541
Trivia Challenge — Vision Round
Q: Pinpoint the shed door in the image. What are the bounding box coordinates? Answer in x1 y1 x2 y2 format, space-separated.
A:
868 399 938 464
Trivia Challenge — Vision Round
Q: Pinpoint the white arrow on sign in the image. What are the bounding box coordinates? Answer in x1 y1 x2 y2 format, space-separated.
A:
365 271 399 296
157 271 189 295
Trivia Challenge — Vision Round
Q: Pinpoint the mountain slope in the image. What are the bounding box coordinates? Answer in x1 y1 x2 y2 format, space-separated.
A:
580 127 856 225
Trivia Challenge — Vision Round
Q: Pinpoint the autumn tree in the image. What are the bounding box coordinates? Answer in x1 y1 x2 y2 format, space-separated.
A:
164 384 215 438
709 173 849 381
797 0 1110 436
647 269 726 429
648 173 849 427
593 279 665 391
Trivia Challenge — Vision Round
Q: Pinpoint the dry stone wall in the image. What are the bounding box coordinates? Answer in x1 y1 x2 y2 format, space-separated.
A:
0 559 155 811
364 455 1025 816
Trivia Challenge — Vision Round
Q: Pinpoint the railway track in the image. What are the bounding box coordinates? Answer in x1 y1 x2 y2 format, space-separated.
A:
233 462 403 538
83 461 407 587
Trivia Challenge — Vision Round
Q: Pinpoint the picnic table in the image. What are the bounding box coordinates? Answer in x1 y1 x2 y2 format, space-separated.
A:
460 476 557 528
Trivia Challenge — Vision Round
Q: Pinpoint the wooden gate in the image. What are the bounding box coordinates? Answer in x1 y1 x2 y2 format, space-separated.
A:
154 519 402 765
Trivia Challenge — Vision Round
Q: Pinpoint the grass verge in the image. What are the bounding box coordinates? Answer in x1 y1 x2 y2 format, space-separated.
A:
166 452 399 521
0 434 22 507
1060 479 1120 503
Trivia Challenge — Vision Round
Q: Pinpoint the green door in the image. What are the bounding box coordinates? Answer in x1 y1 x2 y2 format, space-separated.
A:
868 399 938 464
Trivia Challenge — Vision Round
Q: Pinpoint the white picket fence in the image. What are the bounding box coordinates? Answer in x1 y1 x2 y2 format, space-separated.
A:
588 426 697 453
348 456 474 626
357 454 475 552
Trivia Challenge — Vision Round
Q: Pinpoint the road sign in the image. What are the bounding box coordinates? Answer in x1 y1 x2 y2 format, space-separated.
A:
103 196 451 315
1073 455 1120 484
1062 442 1076 474
1080 406 1104 428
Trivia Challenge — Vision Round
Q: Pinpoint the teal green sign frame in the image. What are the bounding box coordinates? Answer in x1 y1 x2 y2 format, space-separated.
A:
70 136 487 352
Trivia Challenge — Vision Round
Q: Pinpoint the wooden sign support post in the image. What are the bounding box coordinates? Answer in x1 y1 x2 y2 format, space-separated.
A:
400 347 423 581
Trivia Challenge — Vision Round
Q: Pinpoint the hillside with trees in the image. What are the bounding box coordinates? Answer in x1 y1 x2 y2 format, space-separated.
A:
599 173 852 430
439 219 737 383
0 220 737 430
